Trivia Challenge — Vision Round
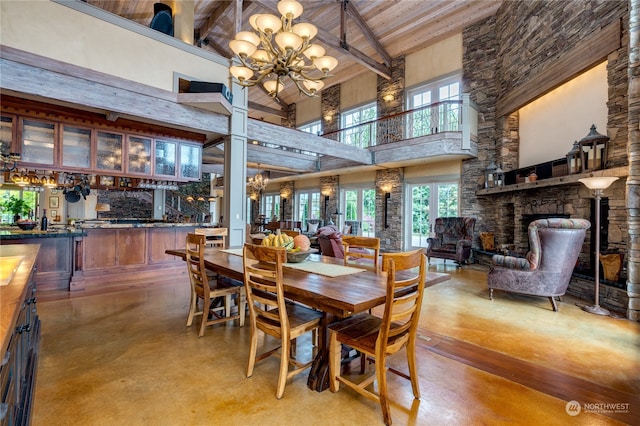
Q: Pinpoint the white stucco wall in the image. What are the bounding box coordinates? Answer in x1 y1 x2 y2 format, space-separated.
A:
1 0 229 91
519 62 608 167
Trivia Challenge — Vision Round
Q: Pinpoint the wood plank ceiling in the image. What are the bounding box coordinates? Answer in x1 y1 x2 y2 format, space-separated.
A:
85 0 502 121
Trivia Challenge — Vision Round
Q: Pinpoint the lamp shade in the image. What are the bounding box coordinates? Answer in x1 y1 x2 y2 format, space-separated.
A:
314 56 338 72
578 176 619 190
278 0 303 19
303 44 325 60
230 66 254 82
256 14 282 33
292 23 317 40
275 31 303 51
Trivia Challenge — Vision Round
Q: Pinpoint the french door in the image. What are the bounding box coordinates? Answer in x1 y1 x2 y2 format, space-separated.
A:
406 182 459 250
342 187 376 236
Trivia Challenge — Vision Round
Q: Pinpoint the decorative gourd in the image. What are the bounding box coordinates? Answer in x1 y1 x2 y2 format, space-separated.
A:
261 233 295 251
293 235 311 251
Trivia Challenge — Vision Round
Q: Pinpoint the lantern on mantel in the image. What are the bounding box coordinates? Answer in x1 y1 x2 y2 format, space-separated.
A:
566 140 582 174
484 160 497 189
579 124 609 172
494 164 505 187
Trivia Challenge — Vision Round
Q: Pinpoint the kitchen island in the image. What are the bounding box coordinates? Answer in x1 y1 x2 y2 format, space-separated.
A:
0 229 85 292
0 244 40 425
1 222 207 294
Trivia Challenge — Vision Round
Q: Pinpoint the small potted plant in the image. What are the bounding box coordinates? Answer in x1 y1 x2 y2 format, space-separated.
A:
1 195 32 224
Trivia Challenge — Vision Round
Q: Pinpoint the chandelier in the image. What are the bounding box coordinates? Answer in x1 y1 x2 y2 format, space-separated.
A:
229 0 338 98
248 165 269 191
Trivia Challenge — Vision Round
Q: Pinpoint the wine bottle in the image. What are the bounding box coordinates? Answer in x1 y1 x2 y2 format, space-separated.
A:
41 209 48 231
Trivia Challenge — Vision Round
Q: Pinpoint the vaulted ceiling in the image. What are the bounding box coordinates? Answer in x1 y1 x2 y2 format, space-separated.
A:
85 0 502 122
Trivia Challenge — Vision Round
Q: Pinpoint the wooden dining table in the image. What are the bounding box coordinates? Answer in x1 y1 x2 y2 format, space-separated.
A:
166 247 450 391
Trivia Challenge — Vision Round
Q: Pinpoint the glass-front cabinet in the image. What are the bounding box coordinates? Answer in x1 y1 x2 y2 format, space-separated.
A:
179 143 201 180
61 125 91 169
154 139 177 178
127 135 152 175
96 131 123 172
20 119 55 166
3 113 202 182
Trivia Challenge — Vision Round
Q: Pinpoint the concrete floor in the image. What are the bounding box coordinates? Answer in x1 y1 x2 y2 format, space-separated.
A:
33 261 639 425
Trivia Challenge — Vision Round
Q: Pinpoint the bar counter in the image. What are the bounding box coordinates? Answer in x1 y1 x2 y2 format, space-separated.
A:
1 222 205 293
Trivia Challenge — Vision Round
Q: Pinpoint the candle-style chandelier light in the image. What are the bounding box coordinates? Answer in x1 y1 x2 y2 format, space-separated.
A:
229 0 338 98
248 164 269 191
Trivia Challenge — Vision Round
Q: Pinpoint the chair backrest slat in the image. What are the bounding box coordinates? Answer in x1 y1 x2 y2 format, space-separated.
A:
342 236 381 271
378 250 427 349
186 233 209 298
243 244 289 333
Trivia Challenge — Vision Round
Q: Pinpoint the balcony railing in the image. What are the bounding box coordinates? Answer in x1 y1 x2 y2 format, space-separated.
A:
322 94 477 150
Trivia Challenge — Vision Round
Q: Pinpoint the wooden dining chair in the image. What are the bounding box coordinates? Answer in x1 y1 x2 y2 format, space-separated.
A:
195 227 227 248
185 233 244 337
242 243 322 399
341 236 380 271
281 229 301 238
328 249 427 425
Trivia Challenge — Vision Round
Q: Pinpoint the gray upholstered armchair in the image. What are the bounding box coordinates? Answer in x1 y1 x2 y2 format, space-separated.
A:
426 217 476 265
487 218 591 311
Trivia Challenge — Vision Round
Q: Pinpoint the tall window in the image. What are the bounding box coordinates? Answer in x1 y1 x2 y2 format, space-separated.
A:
296 190 320 226
0 189 38 223
405 182 459 249
342 187 376 237
341 103 377 148
298 120 321 136
261 193 281 221
407 76 461 138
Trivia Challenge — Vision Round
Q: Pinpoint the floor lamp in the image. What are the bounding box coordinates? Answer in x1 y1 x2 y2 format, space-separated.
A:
578 176 619 316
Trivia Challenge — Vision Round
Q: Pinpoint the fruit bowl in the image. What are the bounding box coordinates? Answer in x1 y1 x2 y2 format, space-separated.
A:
286 248 318 263
17 221 37 230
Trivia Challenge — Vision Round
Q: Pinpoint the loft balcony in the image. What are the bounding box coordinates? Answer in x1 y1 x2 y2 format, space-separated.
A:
220 94 479 180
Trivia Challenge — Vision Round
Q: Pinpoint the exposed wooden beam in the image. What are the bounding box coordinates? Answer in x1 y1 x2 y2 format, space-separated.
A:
0 48 229 136
345 1 392 67
253 0 391 80
314 31 391 80
248 101 286 118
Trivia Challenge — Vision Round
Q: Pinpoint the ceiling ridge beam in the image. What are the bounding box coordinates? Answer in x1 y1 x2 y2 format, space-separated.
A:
248 101 286 118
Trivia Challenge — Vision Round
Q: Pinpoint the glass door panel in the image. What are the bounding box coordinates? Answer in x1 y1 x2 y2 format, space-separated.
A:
62 125 91 169
127 135 152 174
21 119 55 166
96 131 123 172
409 185 431 249
179 143 200 179
154 139 177 178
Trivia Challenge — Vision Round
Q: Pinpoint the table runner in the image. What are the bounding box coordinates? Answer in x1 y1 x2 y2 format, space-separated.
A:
220 248 366 277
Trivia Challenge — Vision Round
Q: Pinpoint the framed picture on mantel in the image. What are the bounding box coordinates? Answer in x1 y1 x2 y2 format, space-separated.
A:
50 196 59 209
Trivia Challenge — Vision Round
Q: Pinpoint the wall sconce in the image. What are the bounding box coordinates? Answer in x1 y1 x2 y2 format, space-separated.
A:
281 198 287 221
380 184 392 229
186 195 194 202
324 195 330 217
323 112 333 122
383 93 394 102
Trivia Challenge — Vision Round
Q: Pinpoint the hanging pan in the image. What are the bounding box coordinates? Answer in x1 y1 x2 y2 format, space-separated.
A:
65 190 81 203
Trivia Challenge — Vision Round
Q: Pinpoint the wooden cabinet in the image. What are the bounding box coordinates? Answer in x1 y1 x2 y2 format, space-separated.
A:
0 245 40 426
79 226 193 290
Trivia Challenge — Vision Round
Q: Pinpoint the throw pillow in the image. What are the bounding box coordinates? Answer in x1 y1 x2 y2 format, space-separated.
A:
307 222 319 233
342 225 351 235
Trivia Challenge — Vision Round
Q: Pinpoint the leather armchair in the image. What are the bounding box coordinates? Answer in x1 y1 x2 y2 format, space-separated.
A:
487 218 591 311
426 217 476 265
